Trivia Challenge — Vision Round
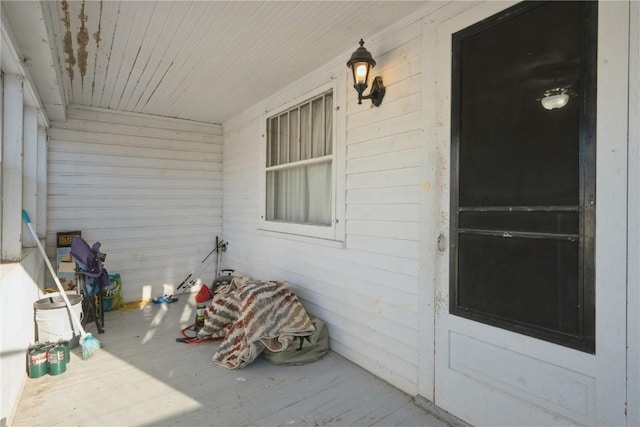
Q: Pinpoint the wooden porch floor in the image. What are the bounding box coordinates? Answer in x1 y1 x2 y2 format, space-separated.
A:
13 296 450 426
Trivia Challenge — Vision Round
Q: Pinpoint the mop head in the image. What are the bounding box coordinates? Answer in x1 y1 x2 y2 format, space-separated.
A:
80 333 101 360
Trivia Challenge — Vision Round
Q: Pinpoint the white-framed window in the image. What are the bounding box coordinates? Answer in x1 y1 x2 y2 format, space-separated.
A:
259 79 345 242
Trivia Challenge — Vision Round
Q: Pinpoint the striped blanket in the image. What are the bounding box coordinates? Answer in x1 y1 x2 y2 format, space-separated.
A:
197 276 315 369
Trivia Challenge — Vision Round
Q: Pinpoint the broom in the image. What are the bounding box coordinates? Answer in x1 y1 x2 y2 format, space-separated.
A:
22 210 101 360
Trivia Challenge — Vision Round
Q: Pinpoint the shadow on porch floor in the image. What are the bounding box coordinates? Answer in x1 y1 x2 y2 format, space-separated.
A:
13 296 451 426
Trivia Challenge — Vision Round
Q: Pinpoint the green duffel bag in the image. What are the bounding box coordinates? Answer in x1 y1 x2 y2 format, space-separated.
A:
263 315 329 366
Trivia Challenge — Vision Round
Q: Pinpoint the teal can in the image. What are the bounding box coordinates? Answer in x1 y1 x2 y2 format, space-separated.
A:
59 340 70 363
47 344 67 375
28 347 48 378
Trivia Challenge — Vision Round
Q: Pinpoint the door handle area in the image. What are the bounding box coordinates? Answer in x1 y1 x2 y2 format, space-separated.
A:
437 233 446 253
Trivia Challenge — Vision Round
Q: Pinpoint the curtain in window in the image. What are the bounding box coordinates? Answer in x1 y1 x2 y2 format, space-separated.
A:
307 162 331 224
266 91 333 226
269 162 331 225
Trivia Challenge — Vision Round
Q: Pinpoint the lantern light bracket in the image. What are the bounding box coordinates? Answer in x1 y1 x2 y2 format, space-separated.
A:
361 76 385 107
347 39 385 107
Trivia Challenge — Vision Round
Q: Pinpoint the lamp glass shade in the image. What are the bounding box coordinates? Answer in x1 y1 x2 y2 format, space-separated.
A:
354 62 370 85
541 93 570 110
351 61 371 89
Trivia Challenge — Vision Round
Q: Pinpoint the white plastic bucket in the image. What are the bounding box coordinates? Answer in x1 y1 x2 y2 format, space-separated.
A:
34 293 83 348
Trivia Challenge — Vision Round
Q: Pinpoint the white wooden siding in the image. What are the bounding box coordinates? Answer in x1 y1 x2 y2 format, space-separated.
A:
47 106 222 302
628 3 640 424
222 22 424 395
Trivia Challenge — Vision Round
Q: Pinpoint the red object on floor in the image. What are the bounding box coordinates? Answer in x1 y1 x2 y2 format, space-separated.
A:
195 284 212 303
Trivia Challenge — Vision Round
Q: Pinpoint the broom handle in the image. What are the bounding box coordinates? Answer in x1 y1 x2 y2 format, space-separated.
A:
22 210 88 337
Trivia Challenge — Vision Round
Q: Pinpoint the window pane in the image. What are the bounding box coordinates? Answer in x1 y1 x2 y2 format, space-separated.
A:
266 162 331 225
268 167 307 223
267 117 279 167
456 234 579 336
307 162 331 225
290 109 299 162
325 93 333 156
311 97 324 158
279 113 289 165
300 103 310 161
458 1 583 207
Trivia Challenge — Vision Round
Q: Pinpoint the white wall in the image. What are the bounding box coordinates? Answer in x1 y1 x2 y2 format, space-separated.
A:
47 106 223 302
627 2 640 425
222 20 426 394
0 249 46 427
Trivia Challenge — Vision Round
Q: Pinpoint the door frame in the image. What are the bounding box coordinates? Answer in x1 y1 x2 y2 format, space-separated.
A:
418 1 631 425
627 2 640 425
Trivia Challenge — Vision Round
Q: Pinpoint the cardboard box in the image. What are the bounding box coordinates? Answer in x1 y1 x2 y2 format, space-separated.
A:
56 231 81 291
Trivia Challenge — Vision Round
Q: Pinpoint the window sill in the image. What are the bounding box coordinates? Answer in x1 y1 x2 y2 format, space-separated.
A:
257 228 346 249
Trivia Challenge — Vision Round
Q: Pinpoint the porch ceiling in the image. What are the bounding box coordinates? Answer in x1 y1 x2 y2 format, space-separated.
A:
6 1 430 125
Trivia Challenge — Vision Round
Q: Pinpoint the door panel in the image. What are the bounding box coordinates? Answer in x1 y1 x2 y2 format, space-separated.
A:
448 331 595 425
432 2 628 426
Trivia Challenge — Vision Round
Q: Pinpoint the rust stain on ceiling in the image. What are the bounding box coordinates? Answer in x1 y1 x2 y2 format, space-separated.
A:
60 0 76 85
76 0 89 83
91 0 103 96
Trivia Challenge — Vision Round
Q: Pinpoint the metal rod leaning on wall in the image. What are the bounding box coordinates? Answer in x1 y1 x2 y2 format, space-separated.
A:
213 236 228 282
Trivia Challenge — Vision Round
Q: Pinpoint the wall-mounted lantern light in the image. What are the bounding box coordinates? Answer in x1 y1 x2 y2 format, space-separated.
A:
347 39 385 107
540 87 570 110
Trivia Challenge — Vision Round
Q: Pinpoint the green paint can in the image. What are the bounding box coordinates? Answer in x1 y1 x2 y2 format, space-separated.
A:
47 344 67 376
28 347 48 378
58 340 70 363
